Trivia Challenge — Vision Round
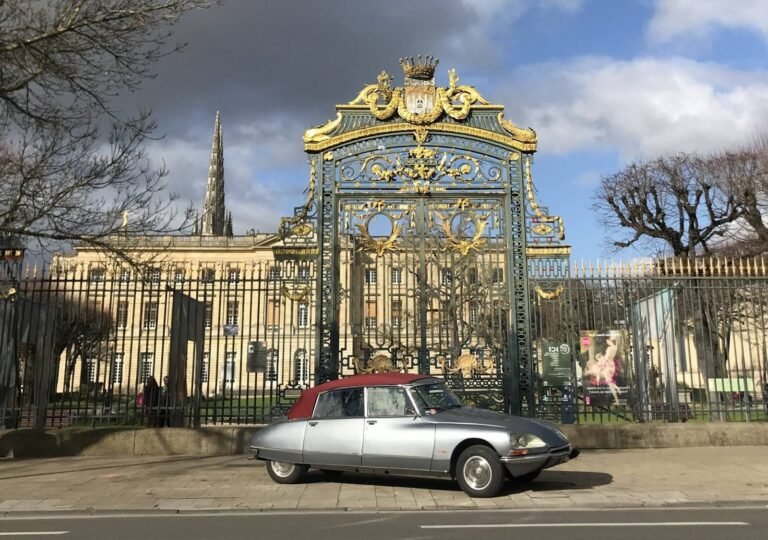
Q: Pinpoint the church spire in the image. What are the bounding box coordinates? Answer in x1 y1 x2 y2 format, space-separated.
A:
202 111 226 236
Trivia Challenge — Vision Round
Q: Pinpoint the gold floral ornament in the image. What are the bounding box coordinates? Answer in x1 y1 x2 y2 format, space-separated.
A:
497 112 537 145
281 284 311 302
354 354 400 374
525 158 565 241
349 62 489 126
279 159 316 239
440 215 488 256
531 222 553 236
356 219 401 257
535 284 564 300
302 112 342 143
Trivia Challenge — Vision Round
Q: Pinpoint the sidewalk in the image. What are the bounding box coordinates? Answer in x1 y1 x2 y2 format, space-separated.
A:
0 447 766 514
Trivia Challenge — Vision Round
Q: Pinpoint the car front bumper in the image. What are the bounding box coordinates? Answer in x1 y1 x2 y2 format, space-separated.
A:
499 444 577 477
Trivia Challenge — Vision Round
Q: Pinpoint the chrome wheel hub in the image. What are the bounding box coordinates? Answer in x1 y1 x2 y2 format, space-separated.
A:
270 461 295 477
463 456 492 490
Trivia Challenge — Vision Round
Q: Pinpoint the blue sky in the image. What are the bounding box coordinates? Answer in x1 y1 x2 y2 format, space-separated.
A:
135 0 768 262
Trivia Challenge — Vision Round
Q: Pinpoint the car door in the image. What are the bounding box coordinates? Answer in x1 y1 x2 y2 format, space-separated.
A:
362 386 435 471
302 387 365 468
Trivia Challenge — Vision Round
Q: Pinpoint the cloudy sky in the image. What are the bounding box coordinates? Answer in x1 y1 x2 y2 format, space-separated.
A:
128 0 768 261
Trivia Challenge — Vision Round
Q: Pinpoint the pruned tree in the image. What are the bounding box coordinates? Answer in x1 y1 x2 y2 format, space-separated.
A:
0 0 212 261
595 153 742 258
706 137 768 256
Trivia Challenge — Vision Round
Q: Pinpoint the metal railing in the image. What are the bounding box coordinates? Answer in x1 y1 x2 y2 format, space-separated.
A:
1 257 766 428
531 258 768 424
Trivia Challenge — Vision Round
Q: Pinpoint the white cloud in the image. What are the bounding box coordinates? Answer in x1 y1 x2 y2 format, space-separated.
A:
648 0 768 43
502 57 768 157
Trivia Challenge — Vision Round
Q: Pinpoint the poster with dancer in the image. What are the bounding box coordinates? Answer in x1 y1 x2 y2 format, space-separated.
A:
580 330 629 406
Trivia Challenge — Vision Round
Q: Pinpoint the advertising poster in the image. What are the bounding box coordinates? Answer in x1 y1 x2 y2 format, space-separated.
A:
580 330 630 406
541 340 573 386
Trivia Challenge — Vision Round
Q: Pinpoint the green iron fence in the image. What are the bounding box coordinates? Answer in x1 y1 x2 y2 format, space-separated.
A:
531 258 768 424
1 257 766 428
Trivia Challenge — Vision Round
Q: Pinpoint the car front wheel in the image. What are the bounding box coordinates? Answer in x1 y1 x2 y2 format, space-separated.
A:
265 460 308 484
456 445 505 498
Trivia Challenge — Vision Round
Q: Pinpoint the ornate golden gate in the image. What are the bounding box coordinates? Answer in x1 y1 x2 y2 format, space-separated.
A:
281 57 568 414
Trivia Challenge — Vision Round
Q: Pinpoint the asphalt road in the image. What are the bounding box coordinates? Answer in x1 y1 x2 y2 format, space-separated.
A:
0 507 767 539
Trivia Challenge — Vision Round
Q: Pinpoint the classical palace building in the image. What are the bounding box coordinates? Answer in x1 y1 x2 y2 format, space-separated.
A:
38 57 766 426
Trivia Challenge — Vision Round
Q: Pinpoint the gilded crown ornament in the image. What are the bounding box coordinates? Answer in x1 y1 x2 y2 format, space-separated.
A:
399 55 439 81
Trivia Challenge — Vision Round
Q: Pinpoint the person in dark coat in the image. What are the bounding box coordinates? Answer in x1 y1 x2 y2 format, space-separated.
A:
159 375 171 427
143 376 160 427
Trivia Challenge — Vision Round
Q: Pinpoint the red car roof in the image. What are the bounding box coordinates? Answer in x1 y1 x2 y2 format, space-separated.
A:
286 373 434 420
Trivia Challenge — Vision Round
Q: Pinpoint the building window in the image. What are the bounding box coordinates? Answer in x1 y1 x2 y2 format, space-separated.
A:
293 349 308 384
85 358 98 383
391 268 402 285
391 300 402 329
267 299 280 329
441 270 453 286
201 353 210 384
140 353 153 383
174 268 185 283
201 268 215 283
143 301 158 330
467 268 478 284
228 269 240 285
112 353 124 385
365 268 377 285
269 266 281 280
223 352 236 389
88 268 105 283
365 301 377 330
469 304 479 326
145 268 161 283
204 302 213 330
118 269 131 283
298 266 311 280
492 268 504 283
116 301 129 330
226 300 239 326
298 302 309 329
266 349 278 381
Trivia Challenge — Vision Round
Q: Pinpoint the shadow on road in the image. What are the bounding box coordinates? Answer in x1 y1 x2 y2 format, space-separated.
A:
301 469 613 494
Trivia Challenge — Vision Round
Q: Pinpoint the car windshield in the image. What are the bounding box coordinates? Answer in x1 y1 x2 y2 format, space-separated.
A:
408 382 463 414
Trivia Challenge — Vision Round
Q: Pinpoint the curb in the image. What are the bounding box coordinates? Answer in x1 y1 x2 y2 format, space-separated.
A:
2 423 768 458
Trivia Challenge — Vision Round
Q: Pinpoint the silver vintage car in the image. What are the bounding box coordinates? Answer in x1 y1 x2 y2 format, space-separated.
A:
249 373 578 497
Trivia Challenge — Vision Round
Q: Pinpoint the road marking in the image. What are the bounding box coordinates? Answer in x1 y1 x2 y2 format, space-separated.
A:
421 522 750 529
0 533 68 537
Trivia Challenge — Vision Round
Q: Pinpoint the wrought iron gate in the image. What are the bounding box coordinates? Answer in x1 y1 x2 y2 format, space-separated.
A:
278 57 566 414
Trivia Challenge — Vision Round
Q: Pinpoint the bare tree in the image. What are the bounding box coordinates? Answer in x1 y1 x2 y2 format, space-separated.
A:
0 0 212 261
706 137 768 256
595 153 742 258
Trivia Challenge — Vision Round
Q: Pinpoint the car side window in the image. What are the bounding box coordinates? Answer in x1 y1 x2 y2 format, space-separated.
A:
313 388 364 418
366 386 414 417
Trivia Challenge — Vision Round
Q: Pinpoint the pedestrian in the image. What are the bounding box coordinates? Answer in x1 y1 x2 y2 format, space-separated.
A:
160 375 171 427
143 376 160 427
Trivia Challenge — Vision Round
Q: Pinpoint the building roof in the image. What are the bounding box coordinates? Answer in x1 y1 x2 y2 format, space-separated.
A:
286 373 434 420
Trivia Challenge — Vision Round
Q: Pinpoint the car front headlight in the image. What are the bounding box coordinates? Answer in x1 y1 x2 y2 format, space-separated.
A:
510 433 547 449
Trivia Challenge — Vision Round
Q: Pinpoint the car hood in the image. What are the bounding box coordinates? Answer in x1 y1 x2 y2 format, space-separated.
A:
425 407 569 445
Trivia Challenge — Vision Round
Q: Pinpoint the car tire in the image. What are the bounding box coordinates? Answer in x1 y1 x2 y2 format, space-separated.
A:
515 470 541 483
456 445 505 498
265 460 308 484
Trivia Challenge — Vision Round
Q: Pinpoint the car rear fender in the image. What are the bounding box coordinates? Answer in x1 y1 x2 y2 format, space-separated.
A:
249 420 307 463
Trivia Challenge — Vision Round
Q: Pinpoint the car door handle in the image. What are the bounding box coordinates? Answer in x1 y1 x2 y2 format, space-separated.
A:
367 420 377 425
308 421 318 426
